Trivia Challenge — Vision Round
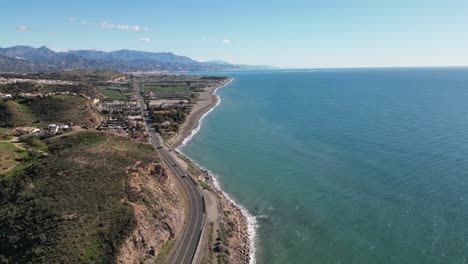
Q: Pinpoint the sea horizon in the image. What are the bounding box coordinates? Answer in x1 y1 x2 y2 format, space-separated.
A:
181 67 468 263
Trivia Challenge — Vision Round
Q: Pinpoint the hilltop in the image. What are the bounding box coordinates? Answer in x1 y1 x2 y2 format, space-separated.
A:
0 132 184 263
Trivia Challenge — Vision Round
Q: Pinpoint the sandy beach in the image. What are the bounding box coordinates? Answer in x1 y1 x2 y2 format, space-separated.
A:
170 78 254 263
169 78 232 148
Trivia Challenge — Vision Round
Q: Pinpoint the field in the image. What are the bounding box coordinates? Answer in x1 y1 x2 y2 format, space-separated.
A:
101 88 127 100
141 83 189 92
0 132 159 263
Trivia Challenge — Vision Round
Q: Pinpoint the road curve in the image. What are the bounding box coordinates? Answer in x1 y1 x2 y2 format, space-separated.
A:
133 78 205 264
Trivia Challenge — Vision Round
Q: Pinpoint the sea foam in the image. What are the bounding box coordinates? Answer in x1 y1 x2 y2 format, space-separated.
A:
179 78 233 147
176 78 258 264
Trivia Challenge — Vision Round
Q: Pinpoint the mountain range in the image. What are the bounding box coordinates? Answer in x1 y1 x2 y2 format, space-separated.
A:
0 45 269 73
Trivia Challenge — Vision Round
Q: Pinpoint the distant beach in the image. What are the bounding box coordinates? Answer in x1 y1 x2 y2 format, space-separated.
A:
170 78 232 148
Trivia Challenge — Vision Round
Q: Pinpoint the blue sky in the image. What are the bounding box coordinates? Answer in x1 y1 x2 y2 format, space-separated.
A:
2 0 468 68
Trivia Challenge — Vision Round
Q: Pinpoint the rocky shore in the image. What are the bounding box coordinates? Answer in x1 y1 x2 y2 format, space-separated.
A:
212 180 252 263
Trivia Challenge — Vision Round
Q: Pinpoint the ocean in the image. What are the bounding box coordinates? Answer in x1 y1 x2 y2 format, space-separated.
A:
180 68 468 264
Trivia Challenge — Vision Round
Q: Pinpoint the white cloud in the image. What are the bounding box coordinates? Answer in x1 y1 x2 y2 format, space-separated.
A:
80 21 149 32
16 25 30 32
139 38 151 43
204 37 232 45
68 17 77 22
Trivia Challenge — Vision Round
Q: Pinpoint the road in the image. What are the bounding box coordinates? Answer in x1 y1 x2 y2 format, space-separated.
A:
133 78 205 264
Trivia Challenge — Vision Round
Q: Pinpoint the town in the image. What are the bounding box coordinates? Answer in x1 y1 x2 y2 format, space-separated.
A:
0 71 227 143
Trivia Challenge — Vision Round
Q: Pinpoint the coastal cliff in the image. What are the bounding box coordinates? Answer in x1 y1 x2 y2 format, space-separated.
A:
118 163 185 263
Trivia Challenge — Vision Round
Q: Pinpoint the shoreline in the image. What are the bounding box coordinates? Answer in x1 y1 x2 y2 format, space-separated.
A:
170 78 232 148
173 78 257 264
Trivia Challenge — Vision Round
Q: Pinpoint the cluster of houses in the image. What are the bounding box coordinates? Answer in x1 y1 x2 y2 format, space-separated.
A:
0 91 82 100
147 99 188 109
0 93 12 99
15 124 70 136
96 100 139 113
97 100 146 137
0 77 75 86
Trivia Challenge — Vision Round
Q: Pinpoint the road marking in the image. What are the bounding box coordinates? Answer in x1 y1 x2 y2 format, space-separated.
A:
135 80 204 264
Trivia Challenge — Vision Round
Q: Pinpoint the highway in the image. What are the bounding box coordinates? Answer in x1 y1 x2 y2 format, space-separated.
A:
133 78 205 264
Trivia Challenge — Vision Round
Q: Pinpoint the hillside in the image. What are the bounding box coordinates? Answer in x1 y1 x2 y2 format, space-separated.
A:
26 95 100 126
0 132 184 263
0 95 100 128
0 100 37 127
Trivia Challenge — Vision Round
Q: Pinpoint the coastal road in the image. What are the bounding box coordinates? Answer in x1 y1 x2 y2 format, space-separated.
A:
133 78 205 264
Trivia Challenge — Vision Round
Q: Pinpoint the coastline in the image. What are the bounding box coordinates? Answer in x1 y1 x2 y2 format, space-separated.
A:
170 78 232 148
173 78 257 264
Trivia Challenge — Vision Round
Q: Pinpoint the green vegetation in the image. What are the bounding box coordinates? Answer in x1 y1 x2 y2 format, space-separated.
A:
0 100 40 127
0 142 28 174
46 69 124 81
201 223 215 264
142 84 188 92
198 180 211 190
0 129 13 140
151 106 190 139
101 88 127 100
153 239 176 263
0 82 97 98
25 95 96 125
213 219 235 264
0 95 99 128
0 70 127 98
0 132 158 263
19 134 48 151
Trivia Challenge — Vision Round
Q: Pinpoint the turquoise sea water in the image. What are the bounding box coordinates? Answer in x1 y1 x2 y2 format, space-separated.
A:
181 68 468 264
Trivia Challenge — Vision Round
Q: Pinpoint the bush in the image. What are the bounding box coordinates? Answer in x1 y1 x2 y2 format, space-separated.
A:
19 135 46 149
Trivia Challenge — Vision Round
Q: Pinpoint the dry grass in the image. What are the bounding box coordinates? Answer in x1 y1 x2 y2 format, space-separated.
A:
0 142 26 174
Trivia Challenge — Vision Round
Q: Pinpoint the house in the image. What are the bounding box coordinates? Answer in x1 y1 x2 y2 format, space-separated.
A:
15 127 40 135
50 126 59 134
20 92 42 98
127 115 143 121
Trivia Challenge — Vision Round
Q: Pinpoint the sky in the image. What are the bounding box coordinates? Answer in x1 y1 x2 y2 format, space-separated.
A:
2 0 468 68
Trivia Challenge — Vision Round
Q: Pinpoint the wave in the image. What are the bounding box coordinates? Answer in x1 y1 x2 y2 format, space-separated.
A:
179 78 234 147
176 78 258 264
176 153 258 264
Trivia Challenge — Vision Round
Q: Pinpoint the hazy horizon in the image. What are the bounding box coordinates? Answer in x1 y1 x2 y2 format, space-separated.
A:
2 0 468 68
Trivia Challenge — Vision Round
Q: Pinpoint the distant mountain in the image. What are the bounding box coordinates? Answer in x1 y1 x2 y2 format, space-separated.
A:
0 54 54 73
0 45 270 73
70 49 198 65
203 60 232 66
